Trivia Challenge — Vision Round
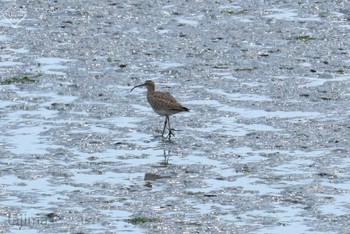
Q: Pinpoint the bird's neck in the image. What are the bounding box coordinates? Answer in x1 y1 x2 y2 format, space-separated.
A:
147 86 155 93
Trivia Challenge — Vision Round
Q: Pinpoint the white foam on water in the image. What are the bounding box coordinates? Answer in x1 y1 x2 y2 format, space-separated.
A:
300 75 350 87
150 61 185 70
34 57 75 75
265 8 320 21
1 88 79 154
208 89 273 101
0 61 23 67
176 15 201 26
226 106 321 119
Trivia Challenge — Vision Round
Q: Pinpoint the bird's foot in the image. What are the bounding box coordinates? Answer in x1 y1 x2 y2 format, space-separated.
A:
163 129 175 140
168 129 175 139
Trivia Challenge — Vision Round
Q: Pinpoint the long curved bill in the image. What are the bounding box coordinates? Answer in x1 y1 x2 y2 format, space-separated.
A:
130 83 145 92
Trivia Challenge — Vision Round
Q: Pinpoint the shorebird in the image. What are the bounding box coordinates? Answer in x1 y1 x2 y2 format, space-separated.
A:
131 80 189 139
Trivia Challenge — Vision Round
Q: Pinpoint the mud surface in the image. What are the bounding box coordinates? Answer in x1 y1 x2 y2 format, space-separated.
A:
1 0 350 233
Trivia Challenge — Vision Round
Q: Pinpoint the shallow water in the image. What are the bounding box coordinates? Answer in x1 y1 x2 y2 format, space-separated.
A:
1 0 350 233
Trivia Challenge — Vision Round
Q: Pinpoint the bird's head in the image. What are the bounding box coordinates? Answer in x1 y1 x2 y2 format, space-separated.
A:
130 80 155 92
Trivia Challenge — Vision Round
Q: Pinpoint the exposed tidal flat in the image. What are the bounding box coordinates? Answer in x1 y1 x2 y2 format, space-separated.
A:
0 0 350 233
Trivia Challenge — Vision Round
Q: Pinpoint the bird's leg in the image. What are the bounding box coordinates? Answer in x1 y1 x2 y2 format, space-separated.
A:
167 116 175 139
162 116 168 137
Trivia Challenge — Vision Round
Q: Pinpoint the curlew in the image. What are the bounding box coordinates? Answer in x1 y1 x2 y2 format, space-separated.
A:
131 80 189 139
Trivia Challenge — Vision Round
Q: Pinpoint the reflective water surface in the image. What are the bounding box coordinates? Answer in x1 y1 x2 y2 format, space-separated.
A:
1 0 350 233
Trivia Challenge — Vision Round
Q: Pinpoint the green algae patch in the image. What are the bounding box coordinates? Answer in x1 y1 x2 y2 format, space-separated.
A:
295 35 316 41
222 9 248 15
1 74 42 85
125 217 159 225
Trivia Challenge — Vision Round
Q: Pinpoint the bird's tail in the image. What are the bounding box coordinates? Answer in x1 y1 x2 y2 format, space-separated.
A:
171 106 189 112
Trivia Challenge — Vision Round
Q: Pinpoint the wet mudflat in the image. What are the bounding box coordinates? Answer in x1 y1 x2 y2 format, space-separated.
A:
1 0 350 233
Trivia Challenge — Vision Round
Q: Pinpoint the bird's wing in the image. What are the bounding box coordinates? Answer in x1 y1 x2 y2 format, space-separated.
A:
150 92 184 111
152 92 178 103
